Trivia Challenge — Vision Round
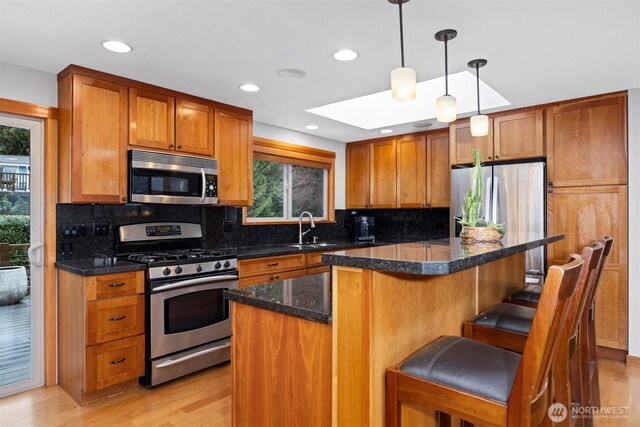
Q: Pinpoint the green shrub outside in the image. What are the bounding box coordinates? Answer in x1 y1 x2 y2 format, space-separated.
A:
0 215 30 267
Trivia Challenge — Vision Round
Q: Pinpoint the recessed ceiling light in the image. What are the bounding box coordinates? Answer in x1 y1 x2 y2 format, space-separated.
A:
380 129 394 134
277 69 306 79
239 83 260 92
305 125 319 130
101 40 132 53
333 49 359 61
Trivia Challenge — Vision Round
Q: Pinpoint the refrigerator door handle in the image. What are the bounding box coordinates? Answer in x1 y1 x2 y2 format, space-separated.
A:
492 176 499 224
485 177 493 221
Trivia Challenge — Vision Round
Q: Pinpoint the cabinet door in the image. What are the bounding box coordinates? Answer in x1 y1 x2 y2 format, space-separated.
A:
346 143 370 208
547 185 628 350
176 99 214 156
547 93 627 187
129 88 175 151
493 110 543 161
67 75 128 203
427 130 450 208
215 109 253 205
449 119 493 165
396 135 426 208
369 139 397 208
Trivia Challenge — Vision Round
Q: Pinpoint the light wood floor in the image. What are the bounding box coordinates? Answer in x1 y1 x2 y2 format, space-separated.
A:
1 358 638 426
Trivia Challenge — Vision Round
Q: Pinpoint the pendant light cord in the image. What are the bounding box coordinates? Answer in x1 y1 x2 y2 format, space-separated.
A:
399 1 405 67
444 39 449 95
475 65 481 114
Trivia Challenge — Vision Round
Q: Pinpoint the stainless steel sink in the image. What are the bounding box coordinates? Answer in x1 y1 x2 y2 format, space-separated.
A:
287 242 339 249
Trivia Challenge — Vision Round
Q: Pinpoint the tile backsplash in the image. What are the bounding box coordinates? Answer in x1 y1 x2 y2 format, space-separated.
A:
56 204 450 260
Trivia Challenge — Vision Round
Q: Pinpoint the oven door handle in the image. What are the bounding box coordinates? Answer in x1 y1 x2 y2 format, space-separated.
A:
155 341 232 368
153 275 238 292
200 168 206 203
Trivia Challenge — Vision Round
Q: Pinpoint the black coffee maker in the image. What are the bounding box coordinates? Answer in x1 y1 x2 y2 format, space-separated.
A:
354 216 375 242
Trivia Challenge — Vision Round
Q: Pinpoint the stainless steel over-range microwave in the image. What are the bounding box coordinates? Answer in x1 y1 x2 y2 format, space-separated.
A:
129 150 218 205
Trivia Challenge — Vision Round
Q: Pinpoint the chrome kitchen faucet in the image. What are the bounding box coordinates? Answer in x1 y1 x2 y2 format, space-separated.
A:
298 211 316 244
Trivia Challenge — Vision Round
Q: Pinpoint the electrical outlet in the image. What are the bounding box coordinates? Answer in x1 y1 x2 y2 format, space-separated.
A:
93 222 109 236
223 221 232 232
61 242 73 258
62 222 86 238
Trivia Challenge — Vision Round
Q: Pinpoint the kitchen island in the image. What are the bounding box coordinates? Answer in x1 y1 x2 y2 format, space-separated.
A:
225 234 562 427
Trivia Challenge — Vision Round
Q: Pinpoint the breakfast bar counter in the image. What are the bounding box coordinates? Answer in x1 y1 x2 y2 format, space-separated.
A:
226 234 562 427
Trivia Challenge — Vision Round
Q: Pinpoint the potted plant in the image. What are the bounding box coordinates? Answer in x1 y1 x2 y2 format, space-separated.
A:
458 148 505 243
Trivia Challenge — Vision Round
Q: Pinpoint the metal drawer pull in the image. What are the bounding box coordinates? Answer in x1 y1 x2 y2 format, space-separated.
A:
109 315 126 321
271 275 280 280
109 357 127 365
108 282 126 287
267 262 279 266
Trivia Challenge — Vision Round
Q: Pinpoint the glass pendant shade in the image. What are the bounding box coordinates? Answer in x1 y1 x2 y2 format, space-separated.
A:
390 67 416 101
436 94 457 122
470 114 489 137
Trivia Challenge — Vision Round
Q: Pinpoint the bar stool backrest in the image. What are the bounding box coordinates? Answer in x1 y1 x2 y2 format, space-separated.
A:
584 236 614 315
507 254 584 426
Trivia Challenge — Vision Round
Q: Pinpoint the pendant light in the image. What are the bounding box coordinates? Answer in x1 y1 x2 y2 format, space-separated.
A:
468 59 489 137
389 0 416 101
435 29 457 122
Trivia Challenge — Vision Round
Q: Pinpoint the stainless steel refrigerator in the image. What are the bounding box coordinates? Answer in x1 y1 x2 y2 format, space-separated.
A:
450 161 546 284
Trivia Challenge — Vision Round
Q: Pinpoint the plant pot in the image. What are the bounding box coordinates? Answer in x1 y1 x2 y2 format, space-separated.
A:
0 266 28 305
460 226 503 243
460 241 504 256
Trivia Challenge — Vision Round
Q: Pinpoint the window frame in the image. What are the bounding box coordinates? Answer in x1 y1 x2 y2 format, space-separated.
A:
243 137 336 225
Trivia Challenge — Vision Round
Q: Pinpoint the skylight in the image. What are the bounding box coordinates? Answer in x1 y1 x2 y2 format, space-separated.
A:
306 71 510 130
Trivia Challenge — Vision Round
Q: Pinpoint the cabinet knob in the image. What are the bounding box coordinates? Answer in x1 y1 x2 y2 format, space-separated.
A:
121 196 127 202
548 189 553 194
426 203 431 208
548 181 553 187
495 155 499 159
169 144 174 149
487 156 493 160
177 145 183 149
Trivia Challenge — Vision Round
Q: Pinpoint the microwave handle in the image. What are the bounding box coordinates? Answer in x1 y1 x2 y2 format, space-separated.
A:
200 168 206 203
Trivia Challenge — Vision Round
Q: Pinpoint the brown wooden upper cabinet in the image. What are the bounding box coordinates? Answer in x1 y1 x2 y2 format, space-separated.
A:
58 74 128 204
175 99 214 157
347 129 450 209
129 88 175 151
547 92 627 187
215 109 253 206
449 109 544 165
345 143 370 208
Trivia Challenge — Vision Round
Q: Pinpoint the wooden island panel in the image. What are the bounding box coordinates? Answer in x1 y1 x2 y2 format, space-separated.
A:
231 302 331 427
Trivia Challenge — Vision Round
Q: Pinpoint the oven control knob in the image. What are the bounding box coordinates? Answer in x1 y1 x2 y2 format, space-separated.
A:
175 266 183 274
223 261 230 268
215 262 222 269
196 265 203 272
163 267 171 276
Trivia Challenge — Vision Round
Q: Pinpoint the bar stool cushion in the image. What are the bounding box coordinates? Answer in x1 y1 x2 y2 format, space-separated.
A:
399 335 521 404
471 303 535 334
508 284 542 304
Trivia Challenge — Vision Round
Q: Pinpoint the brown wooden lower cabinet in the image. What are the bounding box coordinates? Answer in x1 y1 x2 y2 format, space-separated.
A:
58 269 145 405
547 184 628 350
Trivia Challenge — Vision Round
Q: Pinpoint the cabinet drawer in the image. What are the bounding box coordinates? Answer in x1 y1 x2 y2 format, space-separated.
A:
307 266 330 275
89 271 144 300
306 250 339 268
86 335 144 392
238 254 306 278
87 295 144 345
239 269 307 288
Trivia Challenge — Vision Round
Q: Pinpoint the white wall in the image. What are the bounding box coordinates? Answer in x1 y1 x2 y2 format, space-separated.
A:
253 122 346 209
0 62 57 107
627 89 639 358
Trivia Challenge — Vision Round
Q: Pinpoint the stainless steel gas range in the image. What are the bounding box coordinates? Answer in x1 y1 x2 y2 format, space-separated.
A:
116 222 238 387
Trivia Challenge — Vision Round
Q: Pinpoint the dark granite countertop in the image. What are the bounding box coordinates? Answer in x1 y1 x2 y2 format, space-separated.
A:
225 272 332 324
322 233 564 275
234 240 372 259
55 258 147 276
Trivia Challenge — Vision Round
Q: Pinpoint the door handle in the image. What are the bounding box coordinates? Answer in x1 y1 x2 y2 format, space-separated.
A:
492 177 499 224
484 177 492 221
200 168 206 203
28 242 43 267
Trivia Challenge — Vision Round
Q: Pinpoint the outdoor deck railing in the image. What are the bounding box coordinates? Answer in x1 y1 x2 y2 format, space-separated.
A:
0 173 30 192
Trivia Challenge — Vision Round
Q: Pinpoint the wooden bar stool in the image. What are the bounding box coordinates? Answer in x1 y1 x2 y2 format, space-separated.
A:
385 255 584 427
463 242 604 427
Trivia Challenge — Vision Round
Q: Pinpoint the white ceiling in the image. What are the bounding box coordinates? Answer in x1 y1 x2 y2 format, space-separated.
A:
1 0 639 143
